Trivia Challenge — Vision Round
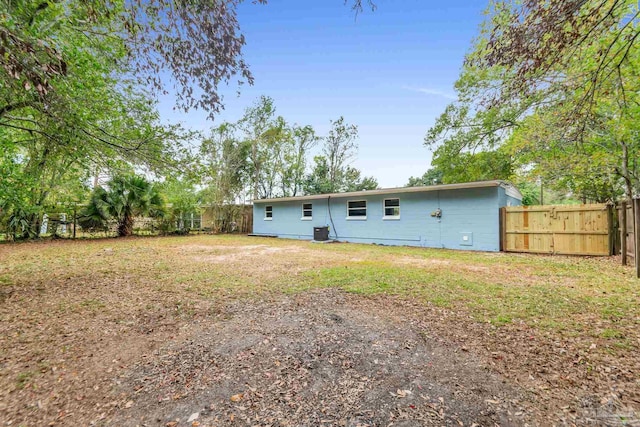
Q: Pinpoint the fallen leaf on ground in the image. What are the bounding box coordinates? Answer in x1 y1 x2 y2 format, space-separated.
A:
393 389 412 398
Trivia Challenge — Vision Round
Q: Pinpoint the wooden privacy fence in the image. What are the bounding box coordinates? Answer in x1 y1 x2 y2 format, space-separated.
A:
200 204 253 233
500 204 613 256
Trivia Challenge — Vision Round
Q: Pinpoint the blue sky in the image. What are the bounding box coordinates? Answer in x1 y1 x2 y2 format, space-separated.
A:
158 0 487 188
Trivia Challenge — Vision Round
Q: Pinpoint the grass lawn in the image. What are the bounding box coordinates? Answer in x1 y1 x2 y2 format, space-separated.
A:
1 235 639 425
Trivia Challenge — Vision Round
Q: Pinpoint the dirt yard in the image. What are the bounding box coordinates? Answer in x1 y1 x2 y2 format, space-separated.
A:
0 236 639 426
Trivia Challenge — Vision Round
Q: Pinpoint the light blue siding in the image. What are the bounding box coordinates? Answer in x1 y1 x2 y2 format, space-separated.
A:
438 188 501 251
497 186 522 208
253 185 521 252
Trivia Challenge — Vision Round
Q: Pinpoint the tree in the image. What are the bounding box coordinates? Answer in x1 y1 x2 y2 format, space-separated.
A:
238 96 278 199
1 1 376 236
2 0 375 121
230 96 322 199
256 116 291 199
1 1 189 236
200 122 251 205
323 117 358 192
303 117 377 195
470 0 640 199
0 86 185 236
304 156 378 195
434 148 514 184
476 0 640 115
343 166 379 192
80 174 165 237
426 0 640 202
281 125 319 197
406 168 444 187
159 177 202 233
1 0 258 118
303 156 333 195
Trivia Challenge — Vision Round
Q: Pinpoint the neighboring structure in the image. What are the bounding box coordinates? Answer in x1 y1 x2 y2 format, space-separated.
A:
251 180 522 252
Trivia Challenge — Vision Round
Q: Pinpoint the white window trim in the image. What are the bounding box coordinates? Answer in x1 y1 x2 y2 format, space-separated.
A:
383 198 401 220
264 205 273 221
346 199 367 220
301 203 313 221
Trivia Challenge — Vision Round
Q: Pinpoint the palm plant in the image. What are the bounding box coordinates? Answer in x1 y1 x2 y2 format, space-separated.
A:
80 174 165 237
6 207 39 240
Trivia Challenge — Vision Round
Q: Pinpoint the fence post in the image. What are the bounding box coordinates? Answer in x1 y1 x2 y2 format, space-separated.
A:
607 204 615 256
621 201 627 266
499 207 506 252
635 198 640 278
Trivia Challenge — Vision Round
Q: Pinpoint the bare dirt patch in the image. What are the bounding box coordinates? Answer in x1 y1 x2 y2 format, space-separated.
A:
110 290 533 427
176 243 320 268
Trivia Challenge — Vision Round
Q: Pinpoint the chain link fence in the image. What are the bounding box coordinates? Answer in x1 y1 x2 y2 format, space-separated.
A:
1 206 252 240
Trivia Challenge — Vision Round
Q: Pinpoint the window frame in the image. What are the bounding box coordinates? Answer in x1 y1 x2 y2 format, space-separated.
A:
346 200 367 220
301 203 313 220
264 205 273 220
383 198 401 220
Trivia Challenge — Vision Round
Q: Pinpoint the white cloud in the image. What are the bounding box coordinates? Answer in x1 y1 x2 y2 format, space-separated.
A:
402 86 456 100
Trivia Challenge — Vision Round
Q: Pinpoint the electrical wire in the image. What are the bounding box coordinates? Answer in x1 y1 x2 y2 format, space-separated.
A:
328 195 337 240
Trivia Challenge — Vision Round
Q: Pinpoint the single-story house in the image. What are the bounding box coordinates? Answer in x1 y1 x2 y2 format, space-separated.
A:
251 180 522 252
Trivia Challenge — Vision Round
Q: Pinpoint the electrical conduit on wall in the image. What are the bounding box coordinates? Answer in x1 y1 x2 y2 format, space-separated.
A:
328 195 337 240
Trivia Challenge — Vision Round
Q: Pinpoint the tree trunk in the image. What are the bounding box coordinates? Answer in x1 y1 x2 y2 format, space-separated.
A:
620 139 634 201
252 139 258 200
118 214 134 237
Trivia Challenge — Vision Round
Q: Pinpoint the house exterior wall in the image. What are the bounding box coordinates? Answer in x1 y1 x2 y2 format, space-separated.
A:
252 186 520 252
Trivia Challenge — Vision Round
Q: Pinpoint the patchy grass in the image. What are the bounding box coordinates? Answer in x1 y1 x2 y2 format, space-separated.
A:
1 235 638 343
2 235 639 338
295 247 640 343
0 235 639 425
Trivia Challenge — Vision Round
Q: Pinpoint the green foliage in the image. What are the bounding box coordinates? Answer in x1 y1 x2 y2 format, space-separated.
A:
79 174 165 237
236 96 321 199
304 156 379 195
199 122 251 204
346 172 378 192
196 97 373 201
425 0 640 203
516 181 540 206
424 62 524 188
303 156 333 195
77 197 109 234
303 117 377 195
2 2 377 229
197 96 321 201
504 91 630 203
433 148 514 184
1 0 189 238
406 168 443 187
6 206 39 240
161 179 201 218
158 178 201 233
0 0 270 118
